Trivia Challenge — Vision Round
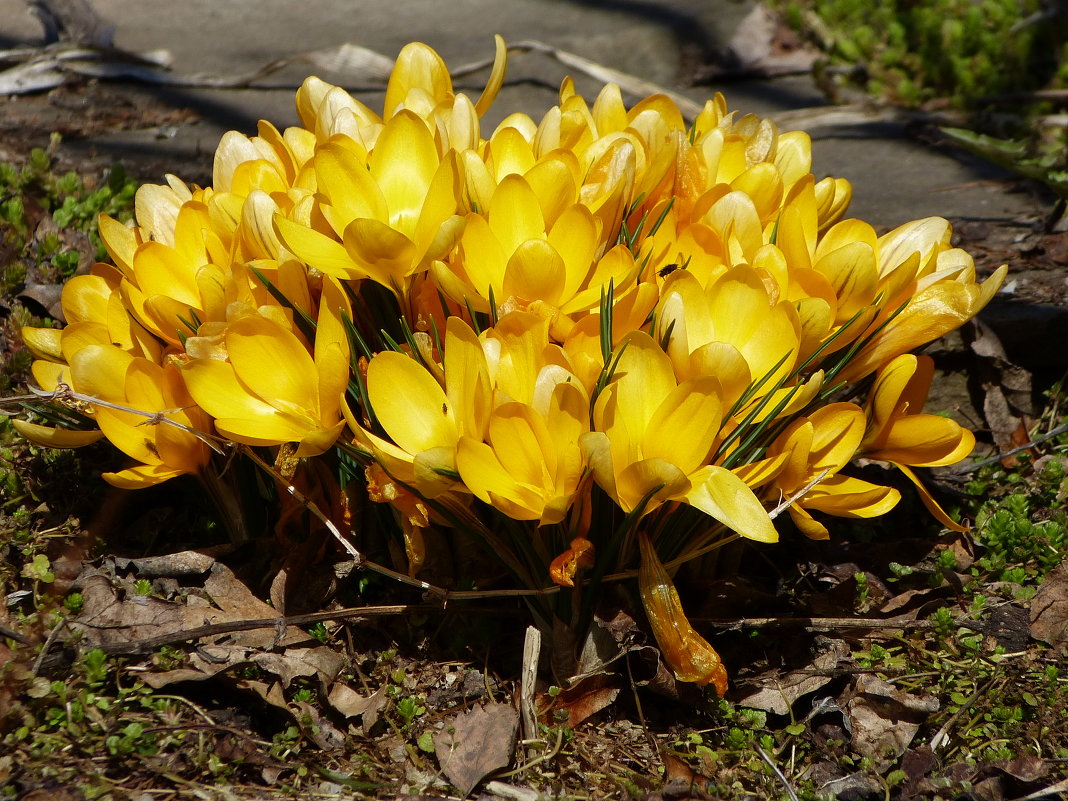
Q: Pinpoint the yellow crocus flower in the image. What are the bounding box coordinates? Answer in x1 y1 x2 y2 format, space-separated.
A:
861 354 975 531
180 279 350 457
768 404 900 540
68 345 210 488
581 332 776 541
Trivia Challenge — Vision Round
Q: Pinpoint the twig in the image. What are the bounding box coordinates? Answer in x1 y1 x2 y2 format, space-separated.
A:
929 675 999 752
694 615 937 632
31 616 67 675
520 626 541 744
0 623 32 645
951 421 1068 474
756 746 800 801
769 468 832 520
83 603 436 655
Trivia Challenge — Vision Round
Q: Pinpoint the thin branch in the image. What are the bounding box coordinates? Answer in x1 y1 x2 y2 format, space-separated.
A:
756 746 800 801
951 421 1068 474
85 603 438 655
692 615 940 632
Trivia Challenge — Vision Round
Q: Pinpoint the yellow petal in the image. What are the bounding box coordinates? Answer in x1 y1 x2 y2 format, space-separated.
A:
803 474 901 518
685 465 778 542
20 326 64 362
367 351 455 454
226 315 318 414
275 215 362 280
616 458 689 513
474 35 508 117
12 419 104 449
642 377 722 473
894 462 968 532
103 464 187 489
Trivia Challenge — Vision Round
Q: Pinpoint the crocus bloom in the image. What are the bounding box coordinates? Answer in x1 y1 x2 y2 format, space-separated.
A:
861 354 974 531
180 279 350 457
768 404 900 540
581 331 777 541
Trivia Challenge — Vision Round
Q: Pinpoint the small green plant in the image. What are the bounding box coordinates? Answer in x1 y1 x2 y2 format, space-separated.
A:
394 695 426 728
778 0 1066 109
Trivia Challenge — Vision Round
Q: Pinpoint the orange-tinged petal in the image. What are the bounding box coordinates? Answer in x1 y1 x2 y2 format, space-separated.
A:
549 536 595 588
638 533 728 694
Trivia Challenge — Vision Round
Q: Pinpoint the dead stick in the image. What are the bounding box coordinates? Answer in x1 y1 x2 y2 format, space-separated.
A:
85 603 437 655
693 616 948 631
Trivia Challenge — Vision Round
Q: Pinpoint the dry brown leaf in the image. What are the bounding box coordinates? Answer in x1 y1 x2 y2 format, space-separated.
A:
964 318 1034 464
327 683 388 734
251 646 346 688
434 702 518 796
1030 561 1068 647
841 675 939 770
16 283 64 319
553 673 620 729
72 560 307 651
738 638 850 716
292 699 346 750
114 550 217 577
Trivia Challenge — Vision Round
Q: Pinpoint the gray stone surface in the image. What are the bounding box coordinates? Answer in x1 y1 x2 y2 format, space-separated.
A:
0 0 1045 227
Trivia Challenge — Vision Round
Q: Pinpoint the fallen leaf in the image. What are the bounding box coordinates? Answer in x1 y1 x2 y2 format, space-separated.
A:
840 675 939 770
738 638 850 716
726 4 819 75
552 672 620 729
1030 561 1068 647
251 646 346 688
963 318 1034 465
434 702 518 796
114 550 217 578
17 283 64 320
327 683 388 734
292 699 346 750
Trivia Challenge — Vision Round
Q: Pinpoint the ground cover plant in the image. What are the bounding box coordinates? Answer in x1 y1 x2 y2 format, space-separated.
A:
1 35 1067 801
